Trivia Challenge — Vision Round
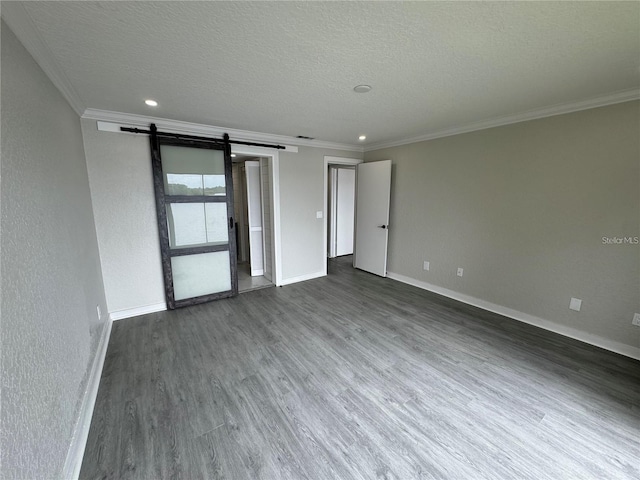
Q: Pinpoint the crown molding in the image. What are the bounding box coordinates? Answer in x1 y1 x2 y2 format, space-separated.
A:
82 109 364 153
365 88 640 152
2 2 85 116
4 0 634 153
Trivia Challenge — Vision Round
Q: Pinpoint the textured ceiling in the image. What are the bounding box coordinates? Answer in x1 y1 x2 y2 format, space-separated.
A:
11 1 640 147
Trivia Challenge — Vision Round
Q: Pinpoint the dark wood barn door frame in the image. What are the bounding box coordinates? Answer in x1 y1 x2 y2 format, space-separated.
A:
149 127 238 309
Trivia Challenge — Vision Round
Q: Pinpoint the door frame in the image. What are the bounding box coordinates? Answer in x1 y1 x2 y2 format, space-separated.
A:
323 155 363 275
233 145 283 286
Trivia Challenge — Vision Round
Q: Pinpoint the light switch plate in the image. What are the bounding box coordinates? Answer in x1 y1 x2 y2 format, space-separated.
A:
316 211 323 219
569 298 582 312
423 261 430 271
632 313 640 327
457 267 463 277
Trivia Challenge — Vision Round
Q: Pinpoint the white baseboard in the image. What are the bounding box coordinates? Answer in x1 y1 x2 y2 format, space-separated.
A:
62 316 113 480
110 302 167 321
279 270 325 286
387 272 640 361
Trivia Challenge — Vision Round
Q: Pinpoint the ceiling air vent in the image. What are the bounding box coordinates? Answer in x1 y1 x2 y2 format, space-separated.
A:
296 135 315 140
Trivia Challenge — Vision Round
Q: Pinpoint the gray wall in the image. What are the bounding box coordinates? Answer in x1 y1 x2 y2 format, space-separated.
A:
279 147 362 280
80 120 165 314
1 22 108 479
365 101 640 351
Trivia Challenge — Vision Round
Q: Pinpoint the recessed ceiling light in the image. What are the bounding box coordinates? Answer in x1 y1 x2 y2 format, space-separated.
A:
358 135 367 141
230 153 236 157
353 85 372 93
144 99 158 107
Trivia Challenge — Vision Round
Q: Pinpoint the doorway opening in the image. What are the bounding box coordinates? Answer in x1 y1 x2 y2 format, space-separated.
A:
232 153 276 293
323 156 363 275
328 165 356 258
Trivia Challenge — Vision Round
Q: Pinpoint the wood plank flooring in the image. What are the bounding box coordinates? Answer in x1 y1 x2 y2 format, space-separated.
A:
81 256 640 479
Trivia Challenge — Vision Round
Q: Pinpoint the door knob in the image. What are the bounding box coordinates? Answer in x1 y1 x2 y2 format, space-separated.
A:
378 225 387 229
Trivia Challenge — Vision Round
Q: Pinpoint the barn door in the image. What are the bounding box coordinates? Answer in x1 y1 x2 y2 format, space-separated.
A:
150 135 237 309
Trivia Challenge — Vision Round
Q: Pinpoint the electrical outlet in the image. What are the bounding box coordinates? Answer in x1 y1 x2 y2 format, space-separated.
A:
457 267 463 277
632 313 640 327
569 298 582 312
96 305 102 320
423 261 430 271
316 211 323 219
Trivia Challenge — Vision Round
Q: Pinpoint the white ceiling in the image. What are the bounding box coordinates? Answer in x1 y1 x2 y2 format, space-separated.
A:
5 1 640 149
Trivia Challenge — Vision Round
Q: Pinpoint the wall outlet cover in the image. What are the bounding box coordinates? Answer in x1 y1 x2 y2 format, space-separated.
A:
632 313 640 327
457 267 463 277
316 211 323 219
569 298 582 312
423 261 430 271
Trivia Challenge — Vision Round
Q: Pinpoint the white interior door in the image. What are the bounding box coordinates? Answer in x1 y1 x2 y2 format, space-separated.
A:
354 160 392 277
245 161 264 276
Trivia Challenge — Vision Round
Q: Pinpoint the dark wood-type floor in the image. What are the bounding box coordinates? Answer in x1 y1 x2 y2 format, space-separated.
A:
81 256 640 480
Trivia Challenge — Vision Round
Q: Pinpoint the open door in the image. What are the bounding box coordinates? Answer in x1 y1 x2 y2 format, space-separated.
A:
354 160 392 277
245 161 264 276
